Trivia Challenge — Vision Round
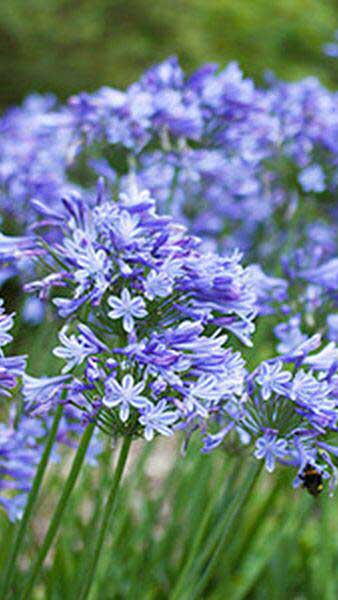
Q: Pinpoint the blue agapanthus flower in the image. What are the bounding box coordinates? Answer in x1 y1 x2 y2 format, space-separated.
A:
0 301 36 521
0 93 76 225
250 342 338 487
202 311 338 492
107 288 147 332
18 182 256 443
254 431 289 473
255 361 292 400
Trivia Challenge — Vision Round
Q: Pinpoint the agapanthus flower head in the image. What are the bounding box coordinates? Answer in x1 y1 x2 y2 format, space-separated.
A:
201 313 338 493
20 182 256 443
244 343 338 489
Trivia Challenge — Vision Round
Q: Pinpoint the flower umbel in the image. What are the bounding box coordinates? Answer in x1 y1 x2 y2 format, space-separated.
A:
20 184 256 444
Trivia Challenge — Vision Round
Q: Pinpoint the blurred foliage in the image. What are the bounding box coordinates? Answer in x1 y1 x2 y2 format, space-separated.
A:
0 0 337 109
2 433 337 599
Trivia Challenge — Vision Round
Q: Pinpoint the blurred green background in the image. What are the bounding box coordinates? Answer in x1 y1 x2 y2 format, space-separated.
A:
0 0 337 110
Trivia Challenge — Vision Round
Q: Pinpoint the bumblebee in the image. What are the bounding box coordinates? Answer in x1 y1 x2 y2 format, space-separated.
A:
299 463 323 497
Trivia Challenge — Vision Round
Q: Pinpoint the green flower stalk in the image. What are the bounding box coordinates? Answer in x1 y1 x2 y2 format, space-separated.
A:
170 460 263 600
79 435 132 599
0 404 63 600
20 421 95 600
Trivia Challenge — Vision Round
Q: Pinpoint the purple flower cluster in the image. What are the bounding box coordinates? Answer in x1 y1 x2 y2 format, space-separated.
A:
203 334 338 490
64 58 337 261
21 183 256 442
1 57 336 262
277 221 338 348
251 340 338 489
0 57 335 336
0 94 76 226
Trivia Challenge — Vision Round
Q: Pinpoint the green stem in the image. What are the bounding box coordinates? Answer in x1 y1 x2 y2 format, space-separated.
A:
0 404 63 600
194 461 262 599
79 435 133 600
228 477 282 568
20 421 96 600
319 496 336 600
170 456 242 600
74 439 115 592
180 460 262 600
229 496 312 600
93 441 154 595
